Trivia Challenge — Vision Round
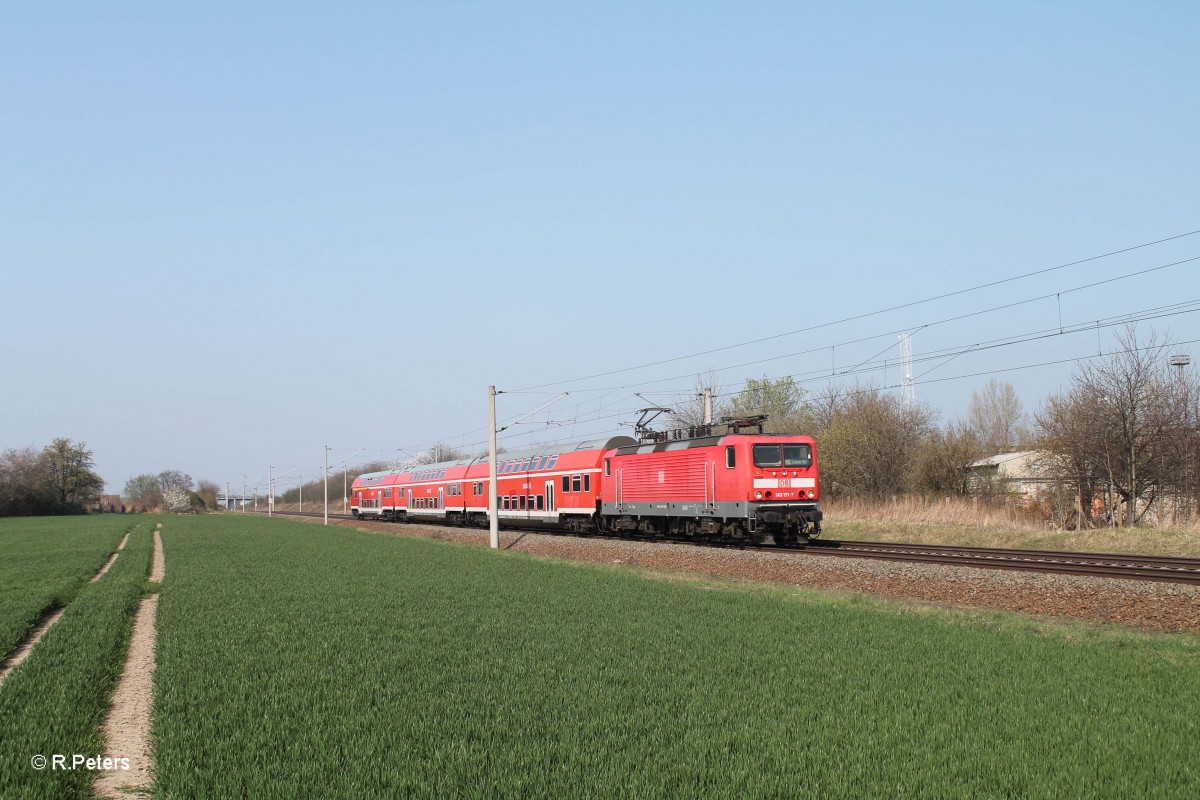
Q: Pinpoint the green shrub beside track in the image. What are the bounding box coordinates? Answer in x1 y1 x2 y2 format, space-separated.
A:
0 524 154 799
0 517 132 659
154 516 1200 798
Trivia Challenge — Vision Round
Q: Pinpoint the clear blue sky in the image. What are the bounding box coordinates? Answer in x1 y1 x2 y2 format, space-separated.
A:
2 2 1197 494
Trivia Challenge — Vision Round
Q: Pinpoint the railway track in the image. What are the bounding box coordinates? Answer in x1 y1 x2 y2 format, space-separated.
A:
261 510 1200 586
799 539 1200 585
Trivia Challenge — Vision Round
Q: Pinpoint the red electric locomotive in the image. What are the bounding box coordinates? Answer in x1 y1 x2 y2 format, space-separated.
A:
599 430 821 545
352 424 822 545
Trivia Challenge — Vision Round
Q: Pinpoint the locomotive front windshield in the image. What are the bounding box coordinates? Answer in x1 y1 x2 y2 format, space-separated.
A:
753 444 813 468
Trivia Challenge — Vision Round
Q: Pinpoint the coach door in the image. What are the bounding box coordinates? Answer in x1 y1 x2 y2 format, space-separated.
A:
545 480 555 515
438 487 444 510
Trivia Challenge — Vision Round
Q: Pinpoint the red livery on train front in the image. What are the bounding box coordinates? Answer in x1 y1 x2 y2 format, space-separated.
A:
352 422 821 546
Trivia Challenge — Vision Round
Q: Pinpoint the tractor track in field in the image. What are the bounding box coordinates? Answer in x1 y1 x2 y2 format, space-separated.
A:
95 522 164 799
0 527 136 688
260 511 1200 633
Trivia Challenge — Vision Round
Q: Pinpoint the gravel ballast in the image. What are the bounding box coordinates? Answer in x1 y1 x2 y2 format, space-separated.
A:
304 517 1200 634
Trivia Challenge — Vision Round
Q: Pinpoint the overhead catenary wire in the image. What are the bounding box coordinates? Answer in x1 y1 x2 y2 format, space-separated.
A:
347 247 1200 458
297 298 1200 476
513 230 1200 391
245 232 1199 482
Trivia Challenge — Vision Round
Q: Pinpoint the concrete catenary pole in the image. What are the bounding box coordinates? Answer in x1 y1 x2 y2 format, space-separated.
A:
324 445 330 526
703 387 713 426
269 465 273 517
489 385 499 549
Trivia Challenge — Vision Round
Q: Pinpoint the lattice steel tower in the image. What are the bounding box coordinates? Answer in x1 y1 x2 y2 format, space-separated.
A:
899 332 915 407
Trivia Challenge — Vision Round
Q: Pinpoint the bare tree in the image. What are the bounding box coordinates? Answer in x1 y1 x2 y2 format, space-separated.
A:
42 438 104 508
967 379 1027 454
1033 387 1105 528
196 480 220 510
0 446 53 515
158 470 194 494
1035 326 1199 527
670 371 730 429
911 421 982 495
412 443 466 466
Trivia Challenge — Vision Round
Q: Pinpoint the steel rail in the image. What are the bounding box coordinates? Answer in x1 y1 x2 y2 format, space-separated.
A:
260 511 1200 585
802 539 1200 585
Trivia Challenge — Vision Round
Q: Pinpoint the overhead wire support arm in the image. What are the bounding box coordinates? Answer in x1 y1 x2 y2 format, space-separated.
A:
495 392 570 433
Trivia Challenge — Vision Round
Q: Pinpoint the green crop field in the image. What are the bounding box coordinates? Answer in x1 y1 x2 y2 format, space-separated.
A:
0 522 154 800
0 516 133 659
2 515 1198 798
148 516 1199 798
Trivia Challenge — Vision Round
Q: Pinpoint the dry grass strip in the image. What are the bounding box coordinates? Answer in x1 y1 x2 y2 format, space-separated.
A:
94 526 163 798
89 529 132 584
0 529 135 688
92 595 158 798
150 528 164 583
0 608 67 687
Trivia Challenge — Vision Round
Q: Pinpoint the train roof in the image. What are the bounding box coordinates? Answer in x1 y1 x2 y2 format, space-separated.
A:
354 435 638 482
612 431 816 456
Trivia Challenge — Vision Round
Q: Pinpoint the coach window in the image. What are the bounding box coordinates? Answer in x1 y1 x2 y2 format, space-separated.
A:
753 444 783 468
519 495 526 510
536 495 544 511
562 475 570 493
583 474 591 492
384 488 392 498
572 475 582 493
726 447 736 469
783 444 813 468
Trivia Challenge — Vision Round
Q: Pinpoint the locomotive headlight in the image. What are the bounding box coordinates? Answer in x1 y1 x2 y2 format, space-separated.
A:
807 490 815 499
755 491 763 500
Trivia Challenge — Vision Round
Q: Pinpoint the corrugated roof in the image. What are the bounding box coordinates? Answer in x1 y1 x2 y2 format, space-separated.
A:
967 450 1040 469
